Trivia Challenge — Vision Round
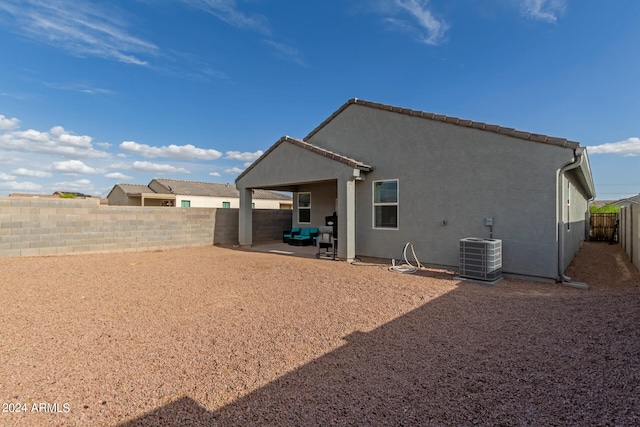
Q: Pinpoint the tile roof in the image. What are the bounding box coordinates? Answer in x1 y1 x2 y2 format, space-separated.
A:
115 184 155 195
304 98 581 150
151 179 292 200
236 136 372 183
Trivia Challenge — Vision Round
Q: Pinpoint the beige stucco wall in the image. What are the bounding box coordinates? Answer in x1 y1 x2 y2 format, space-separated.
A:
175 195 285 209
107 186 141 206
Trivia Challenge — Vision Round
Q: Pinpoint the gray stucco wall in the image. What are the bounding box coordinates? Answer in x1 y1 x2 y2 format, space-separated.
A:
307 104 581 279
293 182 337 228
236 140 360 257
0 198 291 257
562 175 590 270
237 142 355 189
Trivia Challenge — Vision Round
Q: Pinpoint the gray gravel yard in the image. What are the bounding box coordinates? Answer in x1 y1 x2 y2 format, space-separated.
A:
1 242 639 426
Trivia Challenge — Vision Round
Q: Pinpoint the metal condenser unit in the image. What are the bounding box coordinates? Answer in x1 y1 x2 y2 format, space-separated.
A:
459 238 502 281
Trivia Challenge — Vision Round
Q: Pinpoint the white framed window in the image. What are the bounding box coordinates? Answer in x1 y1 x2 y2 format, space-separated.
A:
373 179 398 229
298 192 311 223
222 201 230 208
181 200 191 208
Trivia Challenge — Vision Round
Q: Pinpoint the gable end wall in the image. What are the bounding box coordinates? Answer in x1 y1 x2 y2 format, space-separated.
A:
308 104 579 279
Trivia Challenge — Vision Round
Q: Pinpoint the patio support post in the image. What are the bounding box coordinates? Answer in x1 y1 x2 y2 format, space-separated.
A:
345 178 356 262
238 187 253 247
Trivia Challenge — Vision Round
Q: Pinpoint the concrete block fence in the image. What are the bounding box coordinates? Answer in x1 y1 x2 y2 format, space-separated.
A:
0 197 292 258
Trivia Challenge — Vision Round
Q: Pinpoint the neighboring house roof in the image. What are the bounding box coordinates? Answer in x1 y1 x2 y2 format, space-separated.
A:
236 136 372 183
305 98 581 150
613 194 640 205
9 193 61 198
151 178 291 200
109 179 292 201
53 191 97 198
9 192 101 199
111 184 155 196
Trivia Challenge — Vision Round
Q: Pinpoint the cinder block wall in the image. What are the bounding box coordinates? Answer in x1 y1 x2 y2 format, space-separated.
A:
252 209 293 242
0 198 292 258
213 208 292 244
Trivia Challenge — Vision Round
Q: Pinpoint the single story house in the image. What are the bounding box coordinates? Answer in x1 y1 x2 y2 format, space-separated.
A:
107 178 292 209
235 99 596 282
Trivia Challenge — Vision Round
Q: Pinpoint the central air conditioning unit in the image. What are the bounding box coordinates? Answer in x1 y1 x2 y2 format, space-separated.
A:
459 238 502 283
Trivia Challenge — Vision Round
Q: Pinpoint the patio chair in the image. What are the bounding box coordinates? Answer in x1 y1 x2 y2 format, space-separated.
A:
316 226 335 260
283 227 301 243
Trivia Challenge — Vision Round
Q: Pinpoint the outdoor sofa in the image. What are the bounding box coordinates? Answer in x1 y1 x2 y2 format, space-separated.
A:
283 227 319 246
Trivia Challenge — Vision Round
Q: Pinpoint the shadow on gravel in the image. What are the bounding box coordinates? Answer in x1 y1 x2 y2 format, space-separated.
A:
119 243 640 426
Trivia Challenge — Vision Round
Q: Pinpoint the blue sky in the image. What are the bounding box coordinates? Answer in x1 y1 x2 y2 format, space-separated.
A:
0 0 638 200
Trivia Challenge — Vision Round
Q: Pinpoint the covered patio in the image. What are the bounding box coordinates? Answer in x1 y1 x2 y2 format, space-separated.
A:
235 136 372 262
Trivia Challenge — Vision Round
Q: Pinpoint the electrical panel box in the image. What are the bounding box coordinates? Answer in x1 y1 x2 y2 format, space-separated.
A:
485 216 493 226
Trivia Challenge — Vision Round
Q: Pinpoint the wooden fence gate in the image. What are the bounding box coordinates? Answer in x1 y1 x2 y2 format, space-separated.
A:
590 213 619 242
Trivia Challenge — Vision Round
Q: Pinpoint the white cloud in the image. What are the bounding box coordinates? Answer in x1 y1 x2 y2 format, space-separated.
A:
0 123 109 159
50 126 94 148
51 179 94 193
104 172 132 180
224 167 244 174
521 0 566 23
0 0 158 65
209 172 221 177
0 180 43 191
11 168 52 178
379 0 449 45
131 161 190 174
263 40 306 66
225 150 263 161
587 137 640 157
120 141 222 160
44 81 116 96
0 172 16 180
0 114 20 130
52 160 98 174
179 0 271 35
